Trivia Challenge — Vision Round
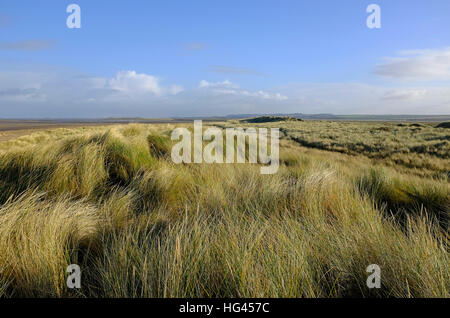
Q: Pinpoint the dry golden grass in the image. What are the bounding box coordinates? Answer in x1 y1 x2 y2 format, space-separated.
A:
0 122 448 298
223 120 450 178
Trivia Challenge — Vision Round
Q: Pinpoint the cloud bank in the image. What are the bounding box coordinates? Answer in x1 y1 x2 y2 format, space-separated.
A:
0 70 294 117
2 44 450 118
375 47 450 81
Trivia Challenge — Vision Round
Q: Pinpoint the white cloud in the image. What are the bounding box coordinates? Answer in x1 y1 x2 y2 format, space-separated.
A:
374 47 450 81
381 89 427 100
279 83 450 114
198 80 287 100
0 69 186 112
107 71 162 95
199 79 235 88
248 91 288 101
0 68 449 117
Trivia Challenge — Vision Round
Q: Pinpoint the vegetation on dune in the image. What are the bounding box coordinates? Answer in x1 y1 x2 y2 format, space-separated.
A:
436 122 450 129
225 120 450 178
0 123 448 298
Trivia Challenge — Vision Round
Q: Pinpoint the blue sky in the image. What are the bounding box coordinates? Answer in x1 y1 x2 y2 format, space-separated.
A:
1 0 450 117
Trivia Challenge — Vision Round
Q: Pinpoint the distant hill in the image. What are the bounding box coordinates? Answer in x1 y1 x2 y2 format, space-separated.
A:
220 113 450 122
240 116 303 123
2 114 450 123
224 113 339 120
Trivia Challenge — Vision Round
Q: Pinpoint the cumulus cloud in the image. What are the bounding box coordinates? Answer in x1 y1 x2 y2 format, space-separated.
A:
0 70 185 108
374 47 450 81
107 71 162 95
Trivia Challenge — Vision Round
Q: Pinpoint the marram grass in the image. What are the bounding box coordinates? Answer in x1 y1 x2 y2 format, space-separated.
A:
0 123 448 298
